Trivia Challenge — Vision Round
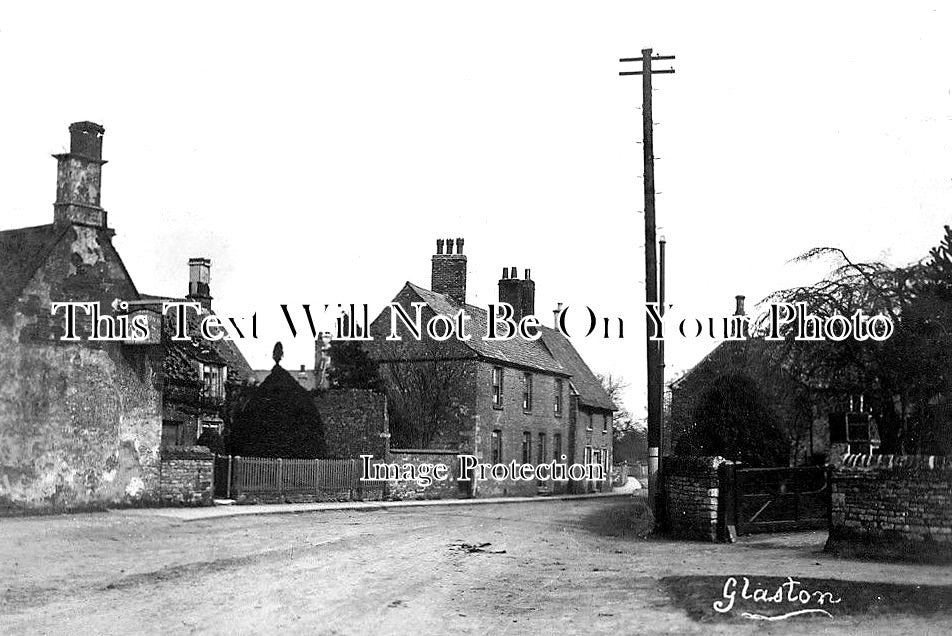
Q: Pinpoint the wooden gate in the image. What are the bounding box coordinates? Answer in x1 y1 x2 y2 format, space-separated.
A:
724 466 830 535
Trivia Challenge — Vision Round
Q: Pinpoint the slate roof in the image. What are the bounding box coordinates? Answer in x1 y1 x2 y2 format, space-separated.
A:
140 293 254 385
538 326 616 411
0 224 67 316
386 283 614 411
406 283 567 375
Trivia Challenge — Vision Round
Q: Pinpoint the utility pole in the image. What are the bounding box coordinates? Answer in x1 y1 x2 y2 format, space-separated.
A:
620 48 674 516
658 235 666 458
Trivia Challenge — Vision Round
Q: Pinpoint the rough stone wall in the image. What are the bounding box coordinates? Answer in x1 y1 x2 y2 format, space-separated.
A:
315 389 389 460
827 453 952 563
661 456 731 541
158 447 214 506
385 449 465 500
0 226 163 513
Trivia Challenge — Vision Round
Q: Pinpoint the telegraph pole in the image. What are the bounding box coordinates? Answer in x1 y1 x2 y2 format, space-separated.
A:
658 235 666 458
620 48 674 516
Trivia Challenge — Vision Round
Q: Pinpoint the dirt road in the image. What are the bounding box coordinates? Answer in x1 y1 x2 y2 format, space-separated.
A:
1 497 951 635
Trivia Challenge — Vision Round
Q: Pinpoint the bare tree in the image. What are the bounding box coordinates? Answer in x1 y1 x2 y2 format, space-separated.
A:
761 226 952 454
374 340 472 449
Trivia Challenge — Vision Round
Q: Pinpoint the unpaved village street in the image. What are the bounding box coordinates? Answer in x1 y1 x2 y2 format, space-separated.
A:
2 496 951 635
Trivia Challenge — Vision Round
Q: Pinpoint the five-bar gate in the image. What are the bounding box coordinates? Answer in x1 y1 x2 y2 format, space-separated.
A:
722 465 830 535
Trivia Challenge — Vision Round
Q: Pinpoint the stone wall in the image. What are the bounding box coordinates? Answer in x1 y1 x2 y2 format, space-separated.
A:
0 225 163 514
386 449 467 500
315 389 389 460
661 456 732 542
158 447 214 506
826 453 952 563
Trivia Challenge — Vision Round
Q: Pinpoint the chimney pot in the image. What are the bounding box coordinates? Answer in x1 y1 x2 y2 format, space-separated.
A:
187 257 212 311
68 121 105 160
54 122 108 228
734 294 746 316
300 364 305 372
430 237 467 304
498 263 536 324
501 267 508 279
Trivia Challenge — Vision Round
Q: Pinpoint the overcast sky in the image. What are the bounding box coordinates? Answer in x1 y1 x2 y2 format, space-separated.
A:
2 2 950 417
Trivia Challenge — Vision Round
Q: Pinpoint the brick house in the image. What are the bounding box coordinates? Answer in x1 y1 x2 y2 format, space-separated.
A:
0 122 248 512
364 238 614 496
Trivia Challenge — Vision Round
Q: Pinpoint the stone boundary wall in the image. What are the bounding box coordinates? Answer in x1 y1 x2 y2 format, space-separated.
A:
661 456 732 542
159 446 214 506
826 453 952 563
386 449 467 501
315 389 389 460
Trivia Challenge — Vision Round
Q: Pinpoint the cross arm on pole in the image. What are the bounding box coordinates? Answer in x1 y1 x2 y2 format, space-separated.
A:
619 69 676 76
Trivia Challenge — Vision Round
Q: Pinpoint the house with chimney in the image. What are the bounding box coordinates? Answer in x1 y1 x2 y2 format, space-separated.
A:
138 256 253 449
667 295 847 465
0 122 249 512
363 238 615 497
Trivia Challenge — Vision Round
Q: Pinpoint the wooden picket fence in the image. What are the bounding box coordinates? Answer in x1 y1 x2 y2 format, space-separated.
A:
214 456 386 500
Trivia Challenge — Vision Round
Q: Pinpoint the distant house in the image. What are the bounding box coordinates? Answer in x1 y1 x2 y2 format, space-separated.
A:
362 238 615 496
667 295 837 465
0 122 249 512
251 364 316 391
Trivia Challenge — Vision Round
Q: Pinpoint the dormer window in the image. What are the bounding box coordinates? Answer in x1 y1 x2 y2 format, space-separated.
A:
201 363 226 400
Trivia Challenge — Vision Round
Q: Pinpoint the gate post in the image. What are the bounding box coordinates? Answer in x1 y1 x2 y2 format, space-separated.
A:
226 455 233 499
718 462 737 542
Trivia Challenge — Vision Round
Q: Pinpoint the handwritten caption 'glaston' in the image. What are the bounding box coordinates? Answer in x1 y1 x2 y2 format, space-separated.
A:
713 576 841 621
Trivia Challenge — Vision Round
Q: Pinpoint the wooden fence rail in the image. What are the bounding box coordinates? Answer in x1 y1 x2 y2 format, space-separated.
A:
214 456 386 499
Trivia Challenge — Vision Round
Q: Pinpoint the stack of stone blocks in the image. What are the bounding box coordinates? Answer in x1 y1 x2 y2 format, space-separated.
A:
660 455 733 542
827 453 952 562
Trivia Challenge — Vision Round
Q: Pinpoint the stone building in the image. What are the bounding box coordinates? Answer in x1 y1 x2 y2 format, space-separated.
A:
667 295 832 465
362 238 615 496
0 122 249 512
139 257 253 448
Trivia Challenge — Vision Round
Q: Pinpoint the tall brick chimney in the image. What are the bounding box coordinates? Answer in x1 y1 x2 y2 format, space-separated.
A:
53 122 108 228
431 237 467 304
187 257 212 311
498 267 536 323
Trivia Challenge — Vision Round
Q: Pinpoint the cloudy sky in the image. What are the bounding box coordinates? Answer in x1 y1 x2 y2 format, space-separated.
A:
2 2 950 417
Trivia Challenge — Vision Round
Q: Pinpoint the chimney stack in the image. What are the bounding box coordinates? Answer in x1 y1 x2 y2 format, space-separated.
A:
53 121 108 229
498 267 536 323
431 237 467 305
734 294 746 316
187 258 212 311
